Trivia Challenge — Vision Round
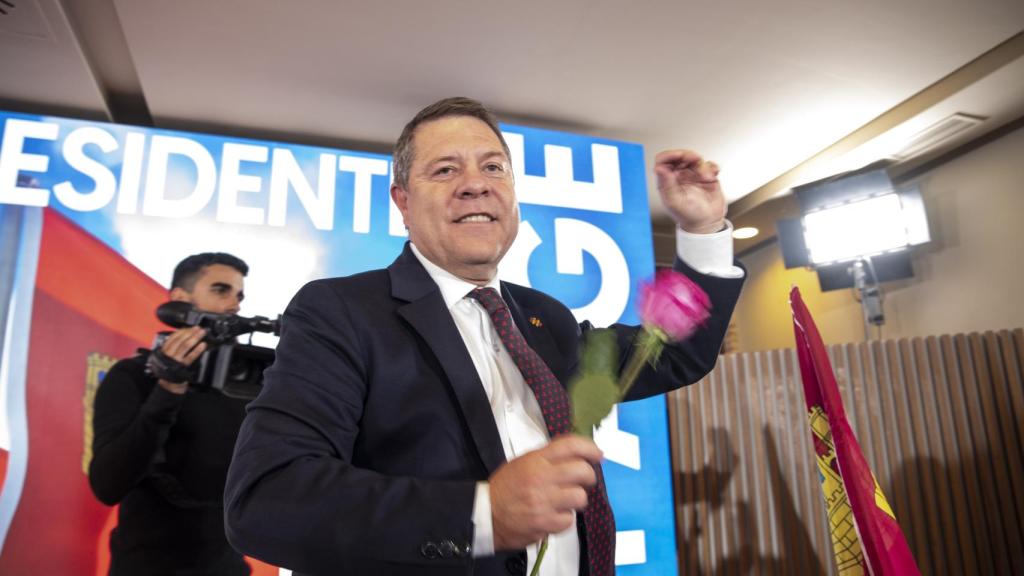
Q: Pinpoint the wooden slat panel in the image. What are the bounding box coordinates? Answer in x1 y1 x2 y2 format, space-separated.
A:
728 355 745 574
882 340 931 574
968 333 1018 574
917 337 963 572
678 380 701 575
780 349 813 576
681 387 700 576
899 339 946 572
710 359 725 571
779 349 810 575
761 348 790 569
714 354 737 575
666 327 1024 574
945 333 995 574
841 344 874 481
745 354 770 569
667 381 692 575
954 332 1011 573
1000 330 1024 471
761 350 788 574
860 341 894 511
756 352 779 570
869 340 901 512
730 354 759 576
695 370 713 570
925 336 978 573
984 331 1024 569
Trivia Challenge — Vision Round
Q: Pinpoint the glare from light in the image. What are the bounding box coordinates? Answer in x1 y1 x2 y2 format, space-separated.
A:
732 227 759 240
802 193 910 264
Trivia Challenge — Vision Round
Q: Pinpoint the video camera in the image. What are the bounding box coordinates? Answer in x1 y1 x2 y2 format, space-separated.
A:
149 302 282 400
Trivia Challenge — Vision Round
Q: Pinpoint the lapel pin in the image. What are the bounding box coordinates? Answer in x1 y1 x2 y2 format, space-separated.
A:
529 317 543 327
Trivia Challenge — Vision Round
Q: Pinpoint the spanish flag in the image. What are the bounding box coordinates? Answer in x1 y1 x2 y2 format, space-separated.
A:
790 286 920 575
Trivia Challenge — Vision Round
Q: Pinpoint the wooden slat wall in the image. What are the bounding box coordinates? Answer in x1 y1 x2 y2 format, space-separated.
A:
667 329 1024 575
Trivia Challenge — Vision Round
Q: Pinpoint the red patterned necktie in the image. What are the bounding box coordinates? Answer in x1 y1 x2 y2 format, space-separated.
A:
468 287 615 576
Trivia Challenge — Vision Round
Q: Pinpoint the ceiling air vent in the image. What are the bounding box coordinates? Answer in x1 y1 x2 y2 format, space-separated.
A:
890 113 986 161
0 0 50 39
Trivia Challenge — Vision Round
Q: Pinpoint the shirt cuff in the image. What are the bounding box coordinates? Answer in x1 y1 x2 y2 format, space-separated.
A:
675 219 746 278
471 481 495 557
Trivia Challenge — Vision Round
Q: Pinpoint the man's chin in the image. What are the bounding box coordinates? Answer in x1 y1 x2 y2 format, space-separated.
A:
446 251 504 277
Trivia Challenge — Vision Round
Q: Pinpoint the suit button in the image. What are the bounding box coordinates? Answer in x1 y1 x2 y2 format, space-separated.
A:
421 542 440 559
505 553 526 574
439 539 457 558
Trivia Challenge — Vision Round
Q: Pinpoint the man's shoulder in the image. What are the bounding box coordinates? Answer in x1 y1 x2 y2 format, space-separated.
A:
100 352 155 393
296 269 391 300
503 282 574 317
503 281 556 302
108 352 150 377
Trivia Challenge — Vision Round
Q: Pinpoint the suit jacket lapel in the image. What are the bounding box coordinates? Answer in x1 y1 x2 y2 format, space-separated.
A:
501 283 567 385
389 244 506 476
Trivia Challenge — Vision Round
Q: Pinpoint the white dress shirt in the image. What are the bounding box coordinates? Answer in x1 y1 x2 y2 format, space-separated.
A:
408 222 741 575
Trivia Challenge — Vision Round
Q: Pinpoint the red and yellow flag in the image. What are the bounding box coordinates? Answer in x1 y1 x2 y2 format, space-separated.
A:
790 286 920 575
0 209 278 576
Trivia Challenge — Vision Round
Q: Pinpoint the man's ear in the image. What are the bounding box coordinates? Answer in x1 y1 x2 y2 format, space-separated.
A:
169 287 191 303
390 184 410 227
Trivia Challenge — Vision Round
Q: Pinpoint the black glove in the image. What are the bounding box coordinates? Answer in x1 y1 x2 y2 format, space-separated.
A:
145 348 199 384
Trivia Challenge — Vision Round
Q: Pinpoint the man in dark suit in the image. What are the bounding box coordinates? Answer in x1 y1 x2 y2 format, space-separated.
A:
224 97 745 576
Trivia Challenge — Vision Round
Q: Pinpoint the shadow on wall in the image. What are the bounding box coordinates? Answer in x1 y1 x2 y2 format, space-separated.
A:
675 430 1024 574
887 451 1024 575
675 426 825 575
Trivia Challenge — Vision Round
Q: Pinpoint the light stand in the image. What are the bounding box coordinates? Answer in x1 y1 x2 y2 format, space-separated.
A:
848 258 884 340
777 165 931 341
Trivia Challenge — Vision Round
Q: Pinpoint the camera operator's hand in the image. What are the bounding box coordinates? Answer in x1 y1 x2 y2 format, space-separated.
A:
154 327 207 395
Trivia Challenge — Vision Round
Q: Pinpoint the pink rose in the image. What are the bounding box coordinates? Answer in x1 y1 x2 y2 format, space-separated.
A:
637 269 711 341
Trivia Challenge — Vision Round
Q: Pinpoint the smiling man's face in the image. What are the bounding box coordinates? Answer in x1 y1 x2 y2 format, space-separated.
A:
390 115 519 284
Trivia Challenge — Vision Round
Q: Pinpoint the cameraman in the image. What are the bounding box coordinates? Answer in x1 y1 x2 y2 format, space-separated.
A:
89 253 252 576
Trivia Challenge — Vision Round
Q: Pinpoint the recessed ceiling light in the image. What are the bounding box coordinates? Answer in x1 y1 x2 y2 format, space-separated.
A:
733 226 759 240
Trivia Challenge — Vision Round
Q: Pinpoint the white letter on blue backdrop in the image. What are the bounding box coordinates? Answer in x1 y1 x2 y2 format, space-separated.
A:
217 142 268 225
53 127 118 211
499 218 629 328
0 118 59 207
116 132 147 214
268 150 336 231
594 405 641 470
340 155 389 234
142 135 216 218
387 163 408 237
555 218 629 327
503 132 622 214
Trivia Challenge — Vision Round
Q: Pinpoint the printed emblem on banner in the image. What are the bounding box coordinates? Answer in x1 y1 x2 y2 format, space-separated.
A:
82 353 118 474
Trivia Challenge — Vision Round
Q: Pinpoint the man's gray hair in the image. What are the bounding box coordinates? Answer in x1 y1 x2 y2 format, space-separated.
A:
392 97 511 189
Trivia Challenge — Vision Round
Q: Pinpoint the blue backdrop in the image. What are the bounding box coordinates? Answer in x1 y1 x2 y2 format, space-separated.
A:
0 109 677 575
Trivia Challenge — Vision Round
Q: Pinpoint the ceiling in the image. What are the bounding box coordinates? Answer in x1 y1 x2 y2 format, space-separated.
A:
2 0 1023 253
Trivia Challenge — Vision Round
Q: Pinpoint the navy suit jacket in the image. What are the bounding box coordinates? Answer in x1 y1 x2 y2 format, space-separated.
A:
225 243 744 575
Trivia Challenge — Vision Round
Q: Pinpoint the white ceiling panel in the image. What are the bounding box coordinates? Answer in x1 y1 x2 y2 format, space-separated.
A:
1 0 1021 223
0 0 108 116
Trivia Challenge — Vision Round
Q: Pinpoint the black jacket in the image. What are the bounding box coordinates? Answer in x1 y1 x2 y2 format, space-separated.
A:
89 353 251 575
225 243 744 575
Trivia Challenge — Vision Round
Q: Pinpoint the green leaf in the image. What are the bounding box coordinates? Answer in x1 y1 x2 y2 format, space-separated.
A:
569 329 621 437
579 328 618 375
570 371 621 438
